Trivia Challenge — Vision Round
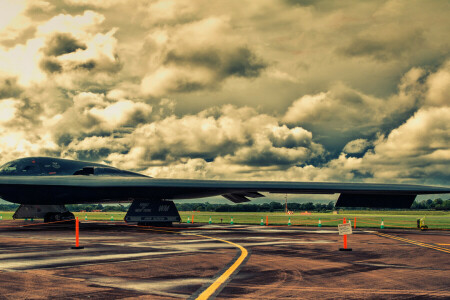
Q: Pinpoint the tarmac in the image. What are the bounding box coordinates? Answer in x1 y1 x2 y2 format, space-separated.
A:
0 220 449 299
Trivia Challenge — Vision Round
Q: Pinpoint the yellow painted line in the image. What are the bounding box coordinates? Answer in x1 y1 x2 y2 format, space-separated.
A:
375 232 450 254
436 244 450 246
141 227 249 300
195 236 248 300
376 233 450 253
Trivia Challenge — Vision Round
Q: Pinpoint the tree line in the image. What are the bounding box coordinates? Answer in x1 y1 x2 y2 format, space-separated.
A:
175 201 335 212
65 204 130 212
0 198 448 212
411 198 450 210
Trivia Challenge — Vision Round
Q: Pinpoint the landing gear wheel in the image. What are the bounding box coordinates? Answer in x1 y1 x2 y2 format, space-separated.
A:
44 212 75 223
44 212 55 222
61 211 75 221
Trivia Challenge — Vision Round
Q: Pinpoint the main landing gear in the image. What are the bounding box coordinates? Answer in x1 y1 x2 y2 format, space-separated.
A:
43 211 75 222
13 204 74 222
125 199 181 227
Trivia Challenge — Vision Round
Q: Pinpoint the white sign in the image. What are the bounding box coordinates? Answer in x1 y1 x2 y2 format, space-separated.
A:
338 222 352 235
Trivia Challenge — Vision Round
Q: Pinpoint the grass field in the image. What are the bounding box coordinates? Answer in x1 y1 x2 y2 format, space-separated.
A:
1 210 449 229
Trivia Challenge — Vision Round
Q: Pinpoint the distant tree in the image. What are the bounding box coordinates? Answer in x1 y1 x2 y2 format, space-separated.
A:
327 201 335 210
0 204 19 211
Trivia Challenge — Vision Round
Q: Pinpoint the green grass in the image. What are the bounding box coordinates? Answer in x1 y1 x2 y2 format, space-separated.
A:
178 211 450 229
1 211 449 229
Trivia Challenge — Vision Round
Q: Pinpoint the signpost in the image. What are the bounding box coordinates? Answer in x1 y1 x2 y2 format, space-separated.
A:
338 218 352 251
338 222 352 235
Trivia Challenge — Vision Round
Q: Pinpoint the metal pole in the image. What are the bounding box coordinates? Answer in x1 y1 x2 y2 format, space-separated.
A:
285 194 287 213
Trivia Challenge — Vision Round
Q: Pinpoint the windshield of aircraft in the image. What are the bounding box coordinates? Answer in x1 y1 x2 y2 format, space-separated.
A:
0 159 42 175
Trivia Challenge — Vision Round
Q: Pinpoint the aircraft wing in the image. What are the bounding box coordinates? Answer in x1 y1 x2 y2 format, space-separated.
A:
0 176 449 208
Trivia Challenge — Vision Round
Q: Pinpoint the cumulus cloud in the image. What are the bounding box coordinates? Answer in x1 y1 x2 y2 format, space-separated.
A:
282 65 433 150
425 61 450 107
0 10 120 88
51 92 153 145
344 106 450 184
0 1 448 188
140 17 266 96
103 105 323 171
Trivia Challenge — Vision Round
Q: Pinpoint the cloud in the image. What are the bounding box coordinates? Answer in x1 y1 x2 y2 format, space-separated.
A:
425 60 450 107
0 10 120 87
143 0 196 25
338 29 425 61
282 65 434 150
0 77 22 98
343 139 371 154
326 105 450 184
0 1 448 187
0 99 18 123
51 92 153 144
282 84 388 149
140 17 266 96
43 33 87 56
37 10 105 36
100 105 323 172
63 0 127 9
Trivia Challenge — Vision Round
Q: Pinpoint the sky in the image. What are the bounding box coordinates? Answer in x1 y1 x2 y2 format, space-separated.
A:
0 0 449 187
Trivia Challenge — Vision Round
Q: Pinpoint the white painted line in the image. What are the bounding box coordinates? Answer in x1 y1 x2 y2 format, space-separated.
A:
0 250 180 270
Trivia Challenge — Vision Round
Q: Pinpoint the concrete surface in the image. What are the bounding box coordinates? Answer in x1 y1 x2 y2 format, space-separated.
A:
0 220 449 299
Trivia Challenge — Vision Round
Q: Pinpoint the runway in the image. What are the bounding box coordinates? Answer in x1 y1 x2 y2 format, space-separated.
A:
0 221 449 299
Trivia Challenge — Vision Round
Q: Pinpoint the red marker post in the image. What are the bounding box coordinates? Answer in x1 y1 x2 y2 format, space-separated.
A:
71 217 84 249
338 217 352 251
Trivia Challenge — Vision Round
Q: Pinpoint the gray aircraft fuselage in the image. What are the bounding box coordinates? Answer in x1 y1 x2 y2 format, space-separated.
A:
0 157 449 208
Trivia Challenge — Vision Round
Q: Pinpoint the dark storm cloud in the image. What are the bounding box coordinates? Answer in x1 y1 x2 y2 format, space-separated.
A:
0 77 22 99
76 60 96 70
43 33 87 56
56 133 75 147
165 49 221 69
234 150 301 167
161 47 266 93
222 47 266 78
40 58 62 73
68 148 113 162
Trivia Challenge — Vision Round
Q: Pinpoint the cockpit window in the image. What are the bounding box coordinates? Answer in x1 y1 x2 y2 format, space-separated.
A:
42 161 64 174
0 162 18 174
0 160 41 175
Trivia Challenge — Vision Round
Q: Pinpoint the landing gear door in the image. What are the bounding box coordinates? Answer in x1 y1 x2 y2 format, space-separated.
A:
125 200 181 223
